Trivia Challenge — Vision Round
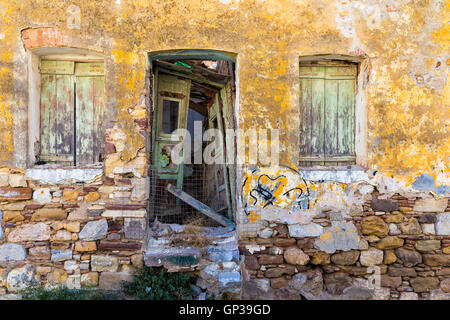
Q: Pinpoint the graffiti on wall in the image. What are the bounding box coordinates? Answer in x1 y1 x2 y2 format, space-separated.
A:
241 166 313 223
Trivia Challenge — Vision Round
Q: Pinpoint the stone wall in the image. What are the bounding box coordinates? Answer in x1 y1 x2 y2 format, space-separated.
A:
239 168 450 300
0 163 148 297
144 221 241 299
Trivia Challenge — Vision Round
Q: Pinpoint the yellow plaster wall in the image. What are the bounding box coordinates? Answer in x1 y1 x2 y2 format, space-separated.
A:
0 0 448 186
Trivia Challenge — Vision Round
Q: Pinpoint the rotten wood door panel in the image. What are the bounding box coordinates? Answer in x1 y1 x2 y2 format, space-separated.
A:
220 82 237 218
204 94 232 216
40 73 74 163
75 75 105 165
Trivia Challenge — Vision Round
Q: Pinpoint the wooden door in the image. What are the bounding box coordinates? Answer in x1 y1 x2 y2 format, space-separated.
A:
152 69 191 213
204 94 232 217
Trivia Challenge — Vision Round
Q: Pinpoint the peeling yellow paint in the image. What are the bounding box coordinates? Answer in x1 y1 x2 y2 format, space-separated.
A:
0 0 446 188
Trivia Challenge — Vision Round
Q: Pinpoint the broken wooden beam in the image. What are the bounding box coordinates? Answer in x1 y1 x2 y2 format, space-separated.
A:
166 184 234 228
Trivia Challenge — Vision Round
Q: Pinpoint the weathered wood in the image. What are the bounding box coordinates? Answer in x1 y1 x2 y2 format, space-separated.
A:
75 75 105 165
75 62 104 76
324 79 338 156
40 69 74 163
40 60 74 75
299 64 356 165
167 184 234 227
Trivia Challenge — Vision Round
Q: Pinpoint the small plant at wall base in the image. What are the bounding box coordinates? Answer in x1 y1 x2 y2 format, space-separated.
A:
120 266 196 300
21 286 117 300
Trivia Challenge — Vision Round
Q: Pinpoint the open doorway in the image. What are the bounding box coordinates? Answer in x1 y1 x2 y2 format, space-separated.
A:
148 50 237 226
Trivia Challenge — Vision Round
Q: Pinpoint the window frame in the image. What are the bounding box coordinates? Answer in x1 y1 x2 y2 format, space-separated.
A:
26 48 104 168
298 55 368 169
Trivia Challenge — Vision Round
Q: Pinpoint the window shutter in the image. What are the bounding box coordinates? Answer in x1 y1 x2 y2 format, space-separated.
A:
299 63 356 165
75 62 105 165
40 60 75 164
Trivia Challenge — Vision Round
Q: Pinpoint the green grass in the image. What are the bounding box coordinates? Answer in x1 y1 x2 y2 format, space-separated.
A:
21 286 118 300
120 266 196 300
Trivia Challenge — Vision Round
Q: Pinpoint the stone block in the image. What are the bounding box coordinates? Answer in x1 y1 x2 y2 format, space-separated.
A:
97 241 142 251
62 189 80 202
31 208 67 221
288 223 323 237
0 244 26 261
371 199 398 212
413 198 448 213
28 246 50 260
74 241 97 252
395 248 422 267
361 216 389 237
360 248 383 266
415 240 440 252
8 174 27 187
314 222 360 254
400 218 421 235
375 236 404 250
0 187 32 200
124 218 146 239
218 271 241 293
51 250 73 262
436 213 450 235
99 272 133 290
91 255 119 272
284 247 309 265
101 210 146 218
258 254 283 265
6 265 37 292
52 268 68 284
7 223 51 242
32 188 52 204
79 219 108 241
410 277 439 293
3 211 24 223
423 254 450 267
81 272 99 287
331 250 360 266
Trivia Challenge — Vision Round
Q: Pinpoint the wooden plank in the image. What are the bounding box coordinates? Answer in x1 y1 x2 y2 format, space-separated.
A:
40 73 74 163
324 79 338 157
216 94 232 219
337 79 355 156
40 74 56 158
220 84 237 217
149 49 237 62
75 62 104 76
56 74 75 157
310 78 324 157
167 184 234 227
75 75 104 165
40 60 74 75
299 66 325 78
299 78 311 159
326 65 357 78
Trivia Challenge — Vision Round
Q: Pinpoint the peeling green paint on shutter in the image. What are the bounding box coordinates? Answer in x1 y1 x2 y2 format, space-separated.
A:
40 62 74 164
75 72 105 165
299 64 356 166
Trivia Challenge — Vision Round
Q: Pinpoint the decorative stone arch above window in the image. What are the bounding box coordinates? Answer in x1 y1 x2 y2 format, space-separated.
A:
22 27 105 170
298 54 369 168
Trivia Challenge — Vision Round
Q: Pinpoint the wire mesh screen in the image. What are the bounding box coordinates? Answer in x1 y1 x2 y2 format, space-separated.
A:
149 164 225 227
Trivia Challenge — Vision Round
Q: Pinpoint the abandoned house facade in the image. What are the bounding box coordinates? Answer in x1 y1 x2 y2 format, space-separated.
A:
0 0 449 300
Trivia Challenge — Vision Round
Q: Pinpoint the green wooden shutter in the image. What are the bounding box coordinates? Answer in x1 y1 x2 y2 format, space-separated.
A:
299 63 356 166
40 60 75 164
75 62 105 165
